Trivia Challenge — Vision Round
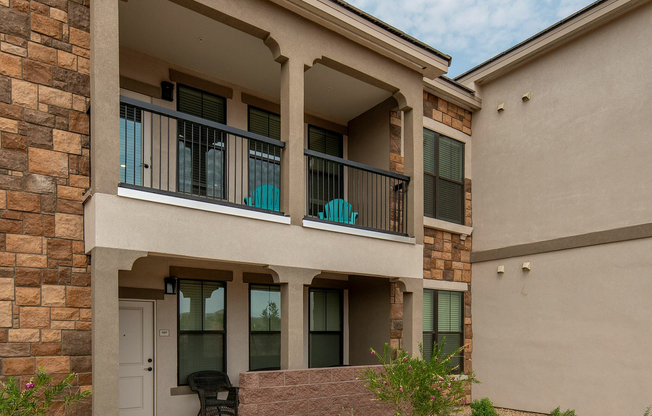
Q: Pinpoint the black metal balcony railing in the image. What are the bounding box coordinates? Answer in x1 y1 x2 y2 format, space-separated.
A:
119 96 285 213
305 149 410 235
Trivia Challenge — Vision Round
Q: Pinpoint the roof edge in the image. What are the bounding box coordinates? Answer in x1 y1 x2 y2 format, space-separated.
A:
327 0 452 65
454 0 610 81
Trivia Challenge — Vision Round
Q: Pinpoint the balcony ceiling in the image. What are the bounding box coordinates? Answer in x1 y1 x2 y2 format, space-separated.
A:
119 0 394 123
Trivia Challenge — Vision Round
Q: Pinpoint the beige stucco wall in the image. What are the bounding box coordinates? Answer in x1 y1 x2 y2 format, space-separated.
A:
472 238 652 415
348 276 391 365
470 2 652 252
470 4 652 415
348 97 396 171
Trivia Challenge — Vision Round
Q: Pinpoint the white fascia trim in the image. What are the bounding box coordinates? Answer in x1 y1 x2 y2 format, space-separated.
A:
424 217 473 238
302 219 416 244
117 187 292 225
423 279 468 292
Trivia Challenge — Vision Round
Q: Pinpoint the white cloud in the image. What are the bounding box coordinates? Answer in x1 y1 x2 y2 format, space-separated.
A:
346 0 596 77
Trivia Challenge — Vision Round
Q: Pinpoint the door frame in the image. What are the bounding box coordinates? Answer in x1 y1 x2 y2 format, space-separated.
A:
119 298 157 416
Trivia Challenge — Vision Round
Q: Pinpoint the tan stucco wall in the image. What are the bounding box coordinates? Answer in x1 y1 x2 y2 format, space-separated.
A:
86 193 423 279
470 2 652 253
348 276 391 365
348 98 396 170
472 238 652 415
470 4 652 415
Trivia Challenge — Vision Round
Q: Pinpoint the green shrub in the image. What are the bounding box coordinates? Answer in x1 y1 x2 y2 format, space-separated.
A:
359 342 477 416
644 405 651 416
470 397 499 416
550 407 577 416
0 367 91 416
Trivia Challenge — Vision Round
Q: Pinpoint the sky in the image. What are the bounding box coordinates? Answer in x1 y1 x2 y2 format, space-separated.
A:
346 0 596 78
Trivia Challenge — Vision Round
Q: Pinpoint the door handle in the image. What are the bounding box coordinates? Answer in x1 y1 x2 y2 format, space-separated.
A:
147 367 153 372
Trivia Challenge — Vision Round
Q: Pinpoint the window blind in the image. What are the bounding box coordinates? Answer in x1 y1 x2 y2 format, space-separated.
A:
422 289 464 370
423 128 465 224
177 85 226 197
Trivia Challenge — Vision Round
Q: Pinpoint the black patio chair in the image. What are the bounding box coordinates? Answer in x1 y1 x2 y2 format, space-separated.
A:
188 371 239 416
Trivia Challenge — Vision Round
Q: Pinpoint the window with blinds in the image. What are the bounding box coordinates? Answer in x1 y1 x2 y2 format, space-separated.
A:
309 288 343 368
423 289 464 372
308 126 344 216
119 104 143 186
423 129 465 224
249 285 281 371
247 107 281 200
177 280 226 385
176 85 227 198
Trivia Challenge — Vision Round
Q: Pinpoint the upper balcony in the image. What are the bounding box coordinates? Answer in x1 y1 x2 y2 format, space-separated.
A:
85 0 437 278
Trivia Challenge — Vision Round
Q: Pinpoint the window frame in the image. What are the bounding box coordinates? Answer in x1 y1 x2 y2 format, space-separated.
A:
248 283 282 372
176 279 227 386
175 84 228 198
422 289 465 373
423 129 465 224
308 287 344 368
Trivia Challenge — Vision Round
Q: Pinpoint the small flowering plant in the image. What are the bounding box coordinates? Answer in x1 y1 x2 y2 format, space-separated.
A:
359 342 478 416
0 367 91 416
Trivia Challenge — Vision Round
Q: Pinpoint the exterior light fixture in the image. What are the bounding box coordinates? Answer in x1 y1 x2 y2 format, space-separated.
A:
164 277 177 295
522 262 531 271
522 92 531 102
497 265 505 274
161 81 175 102
497 102 505 112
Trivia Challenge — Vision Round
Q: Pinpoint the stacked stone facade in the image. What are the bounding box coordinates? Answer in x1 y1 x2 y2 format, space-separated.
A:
239 366 393 416
389 94 473 377
0 0 91 413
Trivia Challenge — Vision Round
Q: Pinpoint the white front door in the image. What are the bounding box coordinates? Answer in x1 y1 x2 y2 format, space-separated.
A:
119 300 154 416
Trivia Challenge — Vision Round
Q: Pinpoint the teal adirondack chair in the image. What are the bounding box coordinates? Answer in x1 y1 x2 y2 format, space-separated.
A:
244 185 280 212
318 199 358 224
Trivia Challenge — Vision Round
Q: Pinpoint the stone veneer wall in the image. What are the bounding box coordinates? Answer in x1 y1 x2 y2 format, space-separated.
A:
389 92 473 380
0 0 91 414
238 366 394 416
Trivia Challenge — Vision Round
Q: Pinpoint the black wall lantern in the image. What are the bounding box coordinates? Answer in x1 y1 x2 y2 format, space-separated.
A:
161 81 174 102
164 277 177 295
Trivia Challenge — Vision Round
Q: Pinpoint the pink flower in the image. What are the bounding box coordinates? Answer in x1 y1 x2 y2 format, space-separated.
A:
399 387 403 392
452 376 456 381
447 384 451 389
462 398 467 404
430 396 435 401
404 357 408 362
438 387 442 392
25 383 35 390
408 365 412 370
438 376 444 381
370 351 375 355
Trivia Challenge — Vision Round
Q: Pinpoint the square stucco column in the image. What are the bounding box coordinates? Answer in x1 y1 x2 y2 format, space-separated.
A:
403 104 424 244
90 0 121 195
91 248 145 416
268 266 320 369
279 58 305 224
400 278 424 358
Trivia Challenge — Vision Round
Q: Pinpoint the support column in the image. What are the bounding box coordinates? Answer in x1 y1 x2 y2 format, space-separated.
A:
268 266 320 369
91 248 145 416
401 90 424 244
90 0 121 194
279 58 306 224
398 277 423 358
